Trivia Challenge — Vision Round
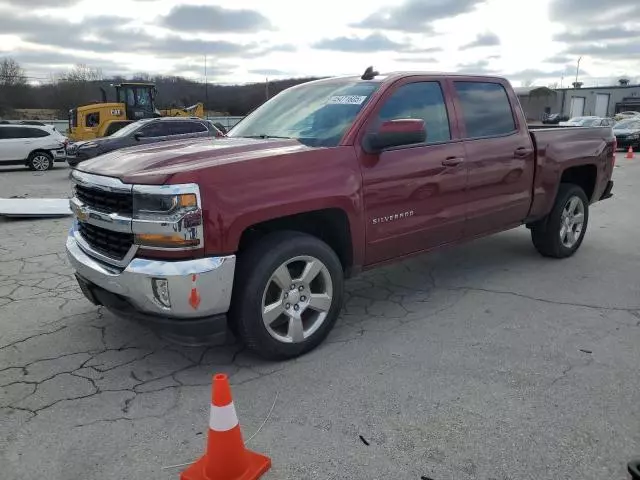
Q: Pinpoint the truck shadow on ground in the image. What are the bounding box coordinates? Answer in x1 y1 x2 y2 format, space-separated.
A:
90 228 543 374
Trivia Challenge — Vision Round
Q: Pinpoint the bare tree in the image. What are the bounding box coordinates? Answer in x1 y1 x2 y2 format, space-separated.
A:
57 64 103 83
0 57 26 86
547 81 559 89
522 79 534 88
0 57 28 115
131 72 153 82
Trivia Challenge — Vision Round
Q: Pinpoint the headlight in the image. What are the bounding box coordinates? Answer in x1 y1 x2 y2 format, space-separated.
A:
132 184 203 250
134 192 197 216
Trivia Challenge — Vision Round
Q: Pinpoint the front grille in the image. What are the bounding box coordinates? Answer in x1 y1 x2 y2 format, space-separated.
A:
78 222 133 260
75 184 132 215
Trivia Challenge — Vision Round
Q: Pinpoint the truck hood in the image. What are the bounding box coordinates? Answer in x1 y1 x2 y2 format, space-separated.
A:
69 136 118 152
76 136 312 184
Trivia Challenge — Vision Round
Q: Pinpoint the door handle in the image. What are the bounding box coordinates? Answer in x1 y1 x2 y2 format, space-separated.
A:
514 147 533 158
442 156 464 167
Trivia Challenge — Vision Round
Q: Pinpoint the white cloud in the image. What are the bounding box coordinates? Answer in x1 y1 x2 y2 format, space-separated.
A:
0 0 638 86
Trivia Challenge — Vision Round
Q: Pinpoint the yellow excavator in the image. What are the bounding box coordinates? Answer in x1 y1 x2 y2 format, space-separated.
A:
68 82 205 141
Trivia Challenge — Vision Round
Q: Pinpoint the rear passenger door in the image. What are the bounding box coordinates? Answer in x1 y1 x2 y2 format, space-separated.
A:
360 78 467 265
451 80 535 237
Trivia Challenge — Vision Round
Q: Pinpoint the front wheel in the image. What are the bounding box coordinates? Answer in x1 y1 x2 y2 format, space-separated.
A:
230 232 344 360
27 151 53 171
531 184 589 258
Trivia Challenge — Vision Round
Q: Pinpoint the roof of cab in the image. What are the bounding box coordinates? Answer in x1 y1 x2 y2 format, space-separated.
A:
298 71 510 86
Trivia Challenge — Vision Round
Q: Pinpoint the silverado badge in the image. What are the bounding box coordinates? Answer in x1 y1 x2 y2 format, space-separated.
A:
372 210 414 225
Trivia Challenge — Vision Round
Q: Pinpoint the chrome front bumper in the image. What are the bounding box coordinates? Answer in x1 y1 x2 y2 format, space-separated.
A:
66 229 236 319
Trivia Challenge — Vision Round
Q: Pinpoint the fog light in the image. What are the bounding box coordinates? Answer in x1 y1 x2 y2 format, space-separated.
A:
152 278 171 308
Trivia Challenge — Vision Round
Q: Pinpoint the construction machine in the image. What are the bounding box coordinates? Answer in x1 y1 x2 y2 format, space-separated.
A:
68 83 205 141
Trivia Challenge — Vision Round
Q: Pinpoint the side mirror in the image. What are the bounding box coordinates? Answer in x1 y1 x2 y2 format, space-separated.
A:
364 119 426 153
133 132 144 141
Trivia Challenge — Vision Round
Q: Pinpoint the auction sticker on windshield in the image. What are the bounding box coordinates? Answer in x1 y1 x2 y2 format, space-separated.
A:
327 95 368 105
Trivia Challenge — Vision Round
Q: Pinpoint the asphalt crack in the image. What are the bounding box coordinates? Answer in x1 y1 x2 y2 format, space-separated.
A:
0 325 68 351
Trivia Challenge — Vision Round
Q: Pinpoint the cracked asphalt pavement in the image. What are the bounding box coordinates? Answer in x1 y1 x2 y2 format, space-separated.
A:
1 158 639 480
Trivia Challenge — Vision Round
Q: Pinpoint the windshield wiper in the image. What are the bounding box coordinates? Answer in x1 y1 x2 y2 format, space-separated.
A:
239 134 293 139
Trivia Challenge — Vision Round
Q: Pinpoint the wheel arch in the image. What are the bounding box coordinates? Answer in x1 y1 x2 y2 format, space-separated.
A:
25 149 53 165
235 208 357 277
560 164 598 202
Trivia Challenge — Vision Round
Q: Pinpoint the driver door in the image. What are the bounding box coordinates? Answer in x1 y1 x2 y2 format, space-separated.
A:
359 78 467 265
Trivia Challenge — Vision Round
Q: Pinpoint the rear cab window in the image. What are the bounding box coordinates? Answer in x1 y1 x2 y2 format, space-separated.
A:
454 81 516 138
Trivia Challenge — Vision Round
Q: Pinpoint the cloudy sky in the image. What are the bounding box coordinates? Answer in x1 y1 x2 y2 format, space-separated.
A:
1 0 639 86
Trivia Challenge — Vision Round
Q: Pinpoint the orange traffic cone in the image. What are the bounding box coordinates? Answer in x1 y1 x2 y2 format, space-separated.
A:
626 146 634 159
181 374 271 480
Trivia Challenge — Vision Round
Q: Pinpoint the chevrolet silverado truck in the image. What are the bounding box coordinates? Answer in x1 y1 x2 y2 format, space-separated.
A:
67 69 616 359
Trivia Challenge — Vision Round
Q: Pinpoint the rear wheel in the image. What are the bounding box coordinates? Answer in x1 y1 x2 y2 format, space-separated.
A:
27 151 53 171
230 231 344 360
531 184 589 258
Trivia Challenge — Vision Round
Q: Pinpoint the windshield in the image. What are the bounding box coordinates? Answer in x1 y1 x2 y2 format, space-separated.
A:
567 117 585 123
615 119 640 129
109 121 144 138
228 80 381 147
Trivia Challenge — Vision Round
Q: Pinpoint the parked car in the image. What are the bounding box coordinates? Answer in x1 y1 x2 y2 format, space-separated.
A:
579 117 616 127
0 124 68 171
614 111 640 121
613 118 640 149
66 69 615 359
65 117 222 167
542 113 568 124
18 120 47 126
559 116 599 126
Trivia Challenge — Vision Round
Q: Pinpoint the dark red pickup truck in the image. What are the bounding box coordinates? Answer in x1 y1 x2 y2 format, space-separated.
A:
67 70 616 359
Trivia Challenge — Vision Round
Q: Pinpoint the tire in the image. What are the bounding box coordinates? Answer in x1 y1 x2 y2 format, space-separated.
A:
230 231 344 360
531 183 589 258
27 151 53 171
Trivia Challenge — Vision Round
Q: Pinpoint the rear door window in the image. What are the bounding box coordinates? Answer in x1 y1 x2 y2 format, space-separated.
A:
25 128 50 138
165 122 193 136
139 122 169 138
189 122 208 133
454 82 516 138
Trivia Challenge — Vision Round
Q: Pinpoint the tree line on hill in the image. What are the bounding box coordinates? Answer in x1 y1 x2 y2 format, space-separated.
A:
0 58 320 118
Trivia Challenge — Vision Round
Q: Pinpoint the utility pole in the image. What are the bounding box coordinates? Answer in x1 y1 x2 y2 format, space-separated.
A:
265 77 269 101
204 55 208 111
575 56 582 86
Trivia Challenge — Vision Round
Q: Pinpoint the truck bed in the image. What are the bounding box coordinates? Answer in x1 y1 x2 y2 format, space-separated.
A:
527 125 616 219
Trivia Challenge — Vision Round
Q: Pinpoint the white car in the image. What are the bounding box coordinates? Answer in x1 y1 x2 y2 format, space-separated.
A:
0 124 68 171
559 116 599 126
614 111 640 121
